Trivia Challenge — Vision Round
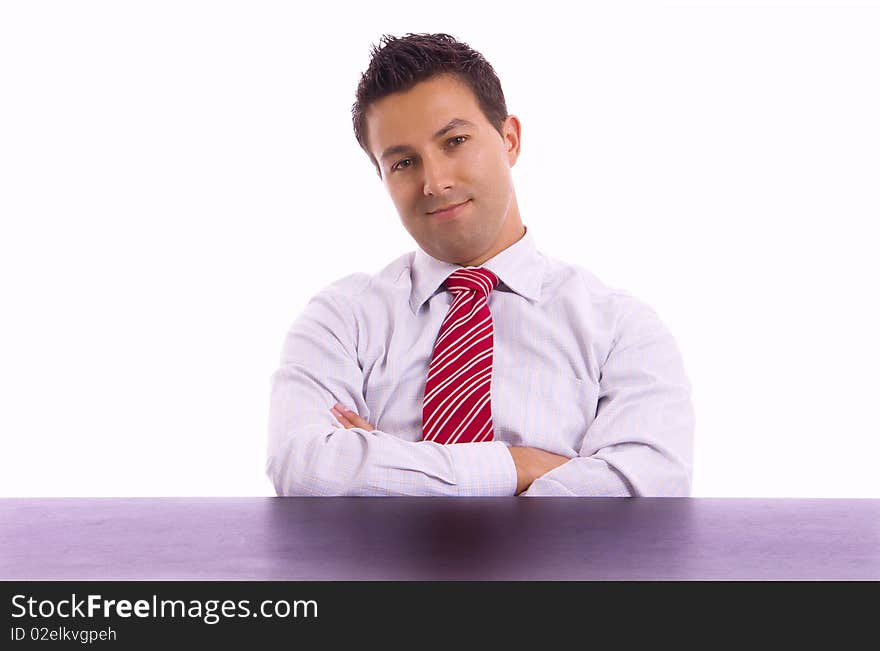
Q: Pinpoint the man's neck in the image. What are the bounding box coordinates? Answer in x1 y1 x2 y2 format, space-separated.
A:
459 224 527 267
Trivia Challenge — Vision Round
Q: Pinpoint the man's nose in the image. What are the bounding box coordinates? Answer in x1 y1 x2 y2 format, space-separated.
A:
421 153 454 197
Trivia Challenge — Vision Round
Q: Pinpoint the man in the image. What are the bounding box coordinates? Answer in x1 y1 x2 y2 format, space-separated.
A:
267 33 694 496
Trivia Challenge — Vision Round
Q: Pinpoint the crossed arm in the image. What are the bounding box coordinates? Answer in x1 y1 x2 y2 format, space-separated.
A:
330 403 568 495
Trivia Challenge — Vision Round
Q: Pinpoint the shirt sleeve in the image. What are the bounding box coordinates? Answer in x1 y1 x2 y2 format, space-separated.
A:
521 297 695 497
267 282 518 496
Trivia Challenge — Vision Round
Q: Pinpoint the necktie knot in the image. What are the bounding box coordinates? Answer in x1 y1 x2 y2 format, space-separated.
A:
443 267 500 298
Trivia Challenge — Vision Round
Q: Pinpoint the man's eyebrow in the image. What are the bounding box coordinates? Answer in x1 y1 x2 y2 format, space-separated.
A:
379 118 476 163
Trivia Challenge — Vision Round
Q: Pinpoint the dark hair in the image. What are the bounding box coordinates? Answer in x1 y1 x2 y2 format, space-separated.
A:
352 33 509 174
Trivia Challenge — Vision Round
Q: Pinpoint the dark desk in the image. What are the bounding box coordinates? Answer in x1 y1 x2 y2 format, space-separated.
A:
1 498 878 580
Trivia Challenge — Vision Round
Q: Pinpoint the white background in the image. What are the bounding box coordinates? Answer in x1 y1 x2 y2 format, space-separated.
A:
1 0 878 497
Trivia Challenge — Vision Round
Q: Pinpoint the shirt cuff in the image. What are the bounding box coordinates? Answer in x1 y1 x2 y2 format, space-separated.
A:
443 440 518 496
521 457 633 497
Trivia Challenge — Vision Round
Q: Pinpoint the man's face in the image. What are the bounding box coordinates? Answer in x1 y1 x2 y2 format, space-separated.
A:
365 74 523 266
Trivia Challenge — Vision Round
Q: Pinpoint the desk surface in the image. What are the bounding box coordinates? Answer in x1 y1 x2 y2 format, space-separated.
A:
2 498 878 580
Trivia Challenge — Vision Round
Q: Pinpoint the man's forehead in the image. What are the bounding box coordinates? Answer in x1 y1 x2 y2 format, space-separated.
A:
366 76 485 151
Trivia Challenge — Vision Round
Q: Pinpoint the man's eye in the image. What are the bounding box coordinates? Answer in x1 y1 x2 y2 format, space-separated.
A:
390 139 465 172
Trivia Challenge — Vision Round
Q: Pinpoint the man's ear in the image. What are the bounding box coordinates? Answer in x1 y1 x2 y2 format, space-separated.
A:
502 115 522 167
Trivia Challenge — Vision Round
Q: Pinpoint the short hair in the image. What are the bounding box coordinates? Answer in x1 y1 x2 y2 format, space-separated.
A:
352 33 509 174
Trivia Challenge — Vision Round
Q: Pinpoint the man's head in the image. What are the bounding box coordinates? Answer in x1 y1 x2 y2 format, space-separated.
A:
352 33 524 267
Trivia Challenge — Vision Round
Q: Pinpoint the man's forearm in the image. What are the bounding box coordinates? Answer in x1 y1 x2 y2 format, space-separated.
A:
268 403 519 496
518 455 634 496
330 406 571 496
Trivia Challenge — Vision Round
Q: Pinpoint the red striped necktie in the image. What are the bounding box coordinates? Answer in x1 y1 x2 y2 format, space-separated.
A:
422 267 500 445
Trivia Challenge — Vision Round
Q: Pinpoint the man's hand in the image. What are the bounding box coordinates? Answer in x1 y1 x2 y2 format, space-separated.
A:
330 404 569 495
330 403 376 431
507 446 570 495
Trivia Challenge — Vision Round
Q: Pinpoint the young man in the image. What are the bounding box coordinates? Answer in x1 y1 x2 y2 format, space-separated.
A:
267 33 694 496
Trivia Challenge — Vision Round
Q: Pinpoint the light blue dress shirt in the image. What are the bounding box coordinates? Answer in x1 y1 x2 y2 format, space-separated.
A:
267 226 694 496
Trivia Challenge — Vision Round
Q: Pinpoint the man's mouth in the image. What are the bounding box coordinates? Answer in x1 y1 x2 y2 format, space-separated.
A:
427 199 471 218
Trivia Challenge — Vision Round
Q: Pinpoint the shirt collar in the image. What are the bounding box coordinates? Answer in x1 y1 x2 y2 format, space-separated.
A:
409 225 544 314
